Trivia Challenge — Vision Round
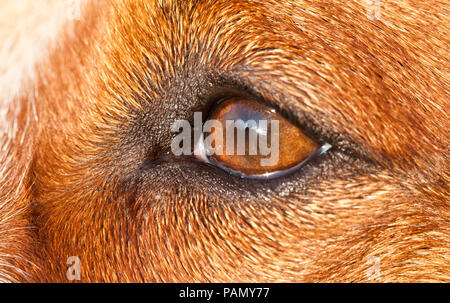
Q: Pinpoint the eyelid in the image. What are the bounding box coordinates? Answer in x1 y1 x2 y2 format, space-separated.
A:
222 81 365 160
194 128 332 179
210 81 341 150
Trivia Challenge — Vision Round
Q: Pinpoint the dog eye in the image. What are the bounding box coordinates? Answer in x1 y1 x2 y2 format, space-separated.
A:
194 97 332 179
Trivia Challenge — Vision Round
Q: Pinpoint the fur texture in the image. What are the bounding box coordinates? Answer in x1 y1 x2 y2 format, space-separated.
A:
0 0 449 282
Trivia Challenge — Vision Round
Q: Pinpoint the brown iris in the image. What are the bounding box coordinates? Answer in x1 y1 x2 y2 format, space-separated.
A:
204 97 319 176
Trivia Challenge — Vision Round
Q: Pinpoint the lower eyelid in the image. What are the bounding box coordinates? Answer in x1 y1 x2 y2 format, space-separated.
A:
195 138 332 180
225 142 332 180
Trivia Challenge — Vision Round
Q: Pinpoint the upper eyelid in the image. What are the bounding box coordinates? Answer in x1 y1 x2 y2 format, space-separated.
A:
202 81 326 146
217 73 373 161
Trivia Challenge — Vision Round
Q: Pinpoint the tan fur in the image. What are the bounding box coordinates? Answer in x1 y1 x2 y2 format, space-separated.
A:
0 0 449 282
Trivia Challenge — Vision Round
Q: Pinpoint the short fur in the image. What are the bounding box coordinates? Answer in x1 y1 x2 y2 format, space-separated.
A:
0 0 449 282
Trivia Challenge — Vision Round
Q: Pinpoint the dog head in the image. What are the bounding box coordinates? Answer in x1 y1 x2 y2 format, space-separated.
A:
1 0 448 282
